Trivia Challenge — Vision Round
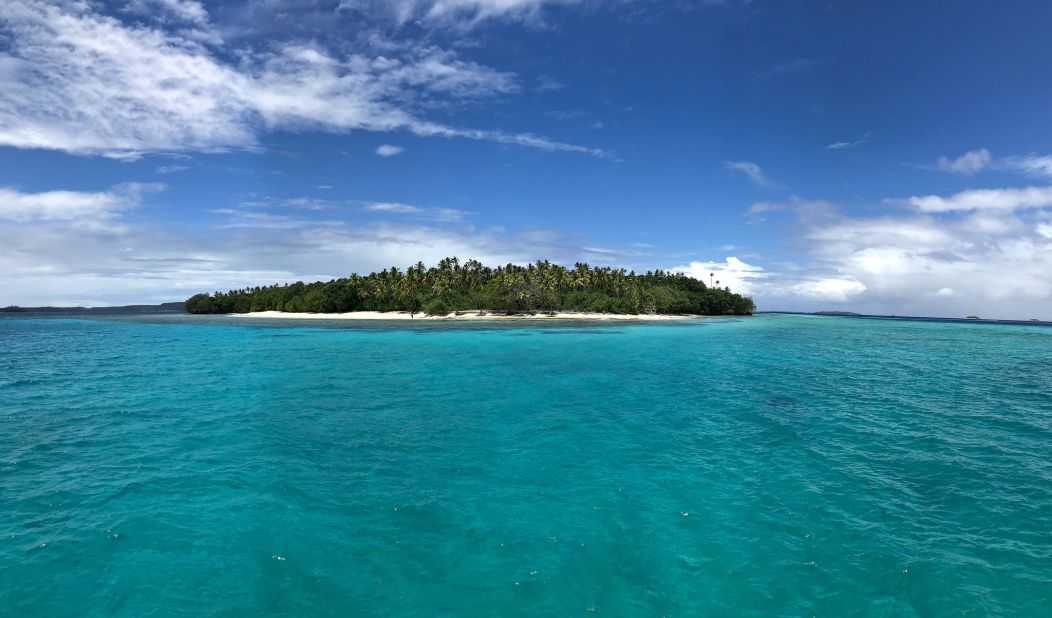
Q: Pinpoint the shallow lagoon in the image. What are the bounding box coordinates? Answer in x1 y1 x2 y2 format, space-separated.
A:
2 314 1050 615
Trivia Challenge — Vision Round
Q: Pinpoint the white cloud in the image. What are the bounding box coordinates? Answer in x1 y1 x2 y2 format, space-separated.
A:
936 148 992 174
745 201 788 222
342 0 583 27
363 202 424 214
931 149 1052 181
905 186 1052 213
434 208 472 222
376 144 405 157
670 255 867 305
705 189 1052 318
124 0 211 26
0 202 645 306
826 132 870 150
0 183 161 223
342 0 717 29
536 75 564 92
933 149 1052 179
672 257 768 295
726 161 774 187
240 196 474 222
0 1 606 159
209 208 336 230
271 197 337 210
789 277 866 301
0 217 512 305
1000 154 1052 179
361 201 474 221
4 182 1051 319
423 0 575 21
780 202 1052 318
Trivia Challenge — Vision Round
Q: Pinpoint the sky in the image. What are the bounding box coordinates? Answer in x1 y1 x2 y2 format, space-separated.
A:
2 0 1052 319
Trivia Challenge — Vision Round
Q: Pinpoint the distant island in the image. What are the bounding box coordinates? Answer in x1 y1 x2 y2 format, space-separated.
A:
1 302 185 315
185 258 755 317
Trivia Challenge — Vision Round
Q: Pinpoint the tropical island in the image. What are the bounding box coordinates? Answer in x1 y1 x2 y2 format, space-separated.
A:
185 258 755 318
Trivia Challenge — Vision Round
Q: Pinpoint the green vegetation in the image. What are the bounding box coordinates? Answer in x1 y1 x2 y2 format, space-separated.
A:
185 258 755 316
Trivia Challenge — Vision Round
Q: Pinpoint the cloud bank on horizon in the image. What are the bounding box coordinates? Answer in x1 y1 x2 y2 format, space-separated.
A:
2 0 1052 320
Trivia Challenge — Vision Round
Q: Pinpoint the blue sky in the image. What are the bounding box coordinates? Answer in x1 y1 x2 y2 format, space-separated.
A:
2 0 1052 318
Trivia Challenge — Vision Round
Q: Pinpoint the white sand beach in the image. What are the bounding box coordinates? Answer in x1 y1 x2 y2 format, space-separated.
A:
228 310 700 321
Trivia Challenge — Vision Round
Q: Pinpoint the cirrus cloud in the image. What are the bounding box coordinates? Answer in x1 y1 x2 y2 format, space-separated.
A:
726 160 776 187
340 0 584 27
0 0 607 159
826 132 870 151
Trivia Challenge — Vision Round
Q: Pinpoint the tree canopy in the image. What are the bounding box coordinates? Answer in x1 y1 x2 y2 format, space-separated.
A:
186 258 755 316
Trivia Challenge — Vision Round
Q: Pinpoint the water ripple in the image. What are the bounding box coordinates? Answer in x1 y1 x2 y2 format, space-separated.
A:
1 314 1050 615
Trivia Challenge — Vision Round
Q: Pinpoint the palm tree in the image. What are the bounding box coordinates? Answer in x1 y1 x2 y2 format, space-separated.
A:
539 271 558 312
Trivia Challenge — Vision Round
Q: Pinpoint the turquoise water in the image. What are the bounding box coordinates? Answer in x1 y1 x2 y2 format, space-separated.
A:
2 314 1050 616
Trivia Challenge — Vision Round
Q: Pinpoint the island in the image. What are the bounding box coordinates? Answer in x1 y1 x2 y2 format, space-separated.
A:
185 258 755 318
1 302 185 315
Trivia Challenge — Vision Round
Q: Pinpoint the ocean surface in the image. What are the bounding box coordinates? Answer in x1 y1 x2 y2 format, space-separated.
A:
2 313 1050 616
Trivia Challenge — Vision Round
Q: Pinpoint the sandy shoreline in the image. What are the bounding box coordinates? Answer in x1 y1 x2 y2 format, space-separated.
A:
227 310 700 321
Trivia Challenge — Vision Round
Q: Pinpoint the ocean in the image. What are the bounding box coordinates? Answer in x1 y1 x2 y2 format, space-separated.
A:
2 313 1050 616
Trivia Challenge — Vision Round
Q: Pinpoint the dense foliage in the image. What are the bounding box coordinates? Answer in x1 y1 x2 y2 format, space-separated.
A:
186 258 755 316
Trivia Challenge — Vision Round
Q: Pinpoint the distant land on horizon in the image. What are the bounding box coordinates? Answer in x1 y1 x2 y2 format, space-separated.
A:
1 302 186 315
758 311 1051 327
